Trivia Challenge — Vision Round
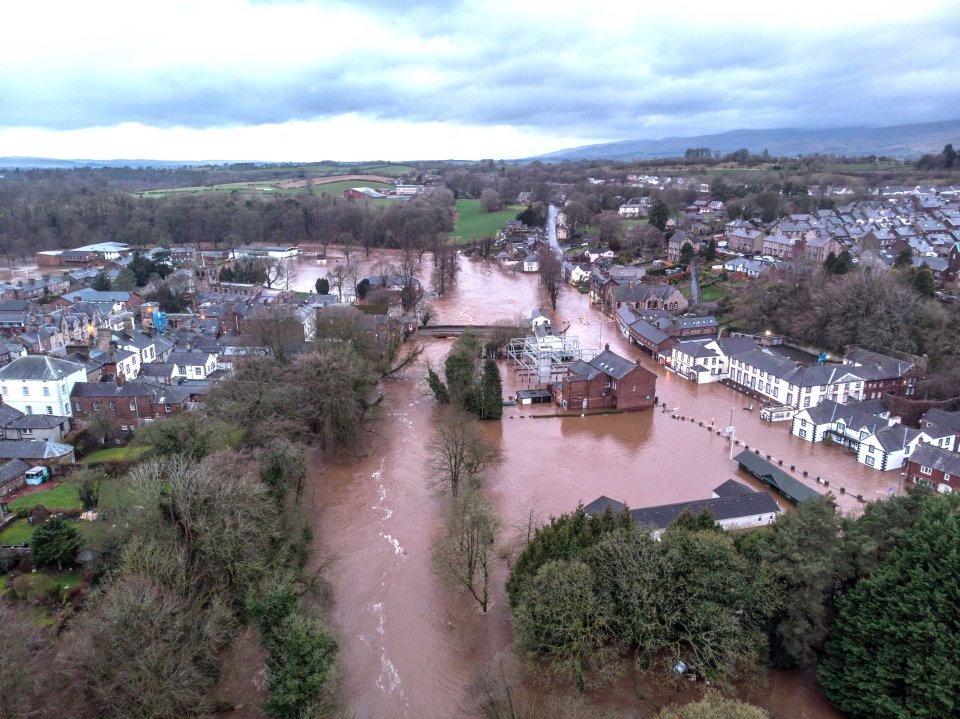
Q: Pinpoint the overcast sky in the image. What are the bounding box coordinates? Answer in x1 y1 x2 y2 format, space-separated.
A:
2 0 959 162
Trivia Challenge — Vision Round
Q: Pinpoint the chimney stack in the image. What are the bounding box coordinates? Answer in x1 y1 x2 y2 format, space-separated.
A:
96 327 112 352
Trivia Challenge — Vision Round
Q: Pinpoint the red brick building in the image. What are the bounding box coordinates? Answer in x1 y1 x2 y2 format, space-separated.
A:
904 443 960 494
70 380 189 433
554 348 657 411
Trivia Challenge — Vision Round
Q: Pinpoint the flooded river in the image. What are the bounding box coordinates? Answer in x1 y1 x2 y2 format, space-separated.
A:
291 250 863 717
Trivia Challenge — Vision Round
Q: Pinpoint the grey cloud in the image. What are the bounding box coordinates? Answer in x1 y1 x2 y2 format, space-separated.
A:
2 4 960 141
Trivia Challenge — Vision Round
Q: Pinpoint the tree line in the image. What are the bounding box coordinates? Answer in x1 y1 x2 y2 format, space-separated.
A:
0 304 429 718
503 489 959 718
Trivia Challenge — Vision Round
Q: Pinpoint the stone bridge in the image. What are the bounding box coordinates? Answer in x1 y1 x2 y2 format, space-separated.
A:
417 324 510 338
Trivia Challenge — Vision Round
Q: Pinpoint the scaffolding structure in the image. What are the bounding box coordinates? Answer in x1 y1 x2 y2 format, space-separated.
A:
507 333 591 386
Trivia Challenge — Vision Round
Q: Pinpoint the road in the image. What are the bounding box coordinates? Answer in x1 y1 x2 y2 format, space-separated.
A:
547 204 560 256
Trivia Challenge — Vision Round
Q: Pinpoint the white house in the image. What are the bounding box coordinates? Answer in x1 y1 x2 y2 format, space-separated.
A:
670 336 757 384
522 252 541 273
792 398 955 471
728 349 866 409
0 356 87 417
167 351 218 380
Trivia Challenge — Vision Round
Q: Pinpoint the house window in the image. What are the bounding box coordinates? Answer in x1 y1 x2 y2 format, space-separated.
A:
120 424 129 432
129 400 136 411
915 477 934 489
92 401 100 411
165 404 172 413
22 386 29 397
46 406 52 414
799 430 807 439
75 401 81 412
865 456 875 466
109 401 117 412
25 405 32 414
868 446 874 454
920 465 933 475
21 428 32 436
177 365 187 374
43 386 50 397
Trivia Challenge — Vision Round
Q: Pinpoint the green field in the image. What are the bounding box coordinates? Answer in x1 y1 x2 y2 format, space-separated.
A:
0 519 34 544
83 445 151 463
451 200 521 243
140 177 397 199
9 482 81 512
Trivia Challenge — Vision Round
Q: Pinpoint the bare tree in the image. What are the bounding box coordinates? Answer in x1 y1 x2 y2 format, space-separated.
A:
370 259 395 288
538 250 563 310
327 264 352 302
263 256 288 289
433 489 501 612
480 188 501 213
339 232 356 264
426 410 501 497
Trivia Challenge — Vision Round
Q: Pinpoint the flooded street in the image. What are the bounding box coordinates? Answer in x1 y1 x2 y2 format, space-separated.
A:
298 251 862 717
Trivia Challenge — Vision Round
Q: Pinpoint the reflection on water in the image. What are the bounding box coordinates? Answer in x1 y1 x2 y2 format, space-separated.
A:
304 251 846 718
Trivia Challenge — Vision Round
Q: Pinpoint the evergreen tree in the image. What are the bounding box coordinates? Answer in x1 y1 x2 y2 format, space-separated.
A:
760 495 843 668
703 238 717 261
648 200 670 231
91 271 112 291
476 359 502 420
912 266 937 297
426 365 450 404
315 277 329 295
31 516 82 571
818 493 960 719
893 249 913 270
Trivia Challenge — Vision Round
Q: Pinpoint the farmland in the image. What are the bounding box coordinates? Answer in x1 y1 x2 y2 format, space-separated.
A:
451 199 522 243
139 172 401 199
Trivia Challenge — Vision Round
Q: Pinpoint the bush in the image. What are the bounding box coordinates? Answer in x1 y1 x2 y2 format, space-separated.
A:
10 573 60 602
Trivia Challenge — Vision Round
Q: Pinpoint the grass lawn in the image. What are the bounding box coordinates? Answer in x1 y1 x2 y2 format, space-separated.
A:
82 445 151 464
452 200 521 243
0 519 34 544
699 284 729 303
9 482 82 512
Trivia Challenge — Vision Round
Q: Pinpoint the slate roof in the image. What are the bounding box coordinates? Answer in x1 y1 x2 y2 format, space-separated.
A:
61 289 137 304
0 404 24 424
5 414 69 429
908 443 960 476
674 340 717 360
675 316 718 330
735 450 820 504
566 359 602 381
801 399 888 434
0 356 86 381
585 485 780 531
714 336 758 357
587 350 637 381
712 479 756 497
0 440 73 460
0 458 30 487
922 408 960 433
870 425 922 452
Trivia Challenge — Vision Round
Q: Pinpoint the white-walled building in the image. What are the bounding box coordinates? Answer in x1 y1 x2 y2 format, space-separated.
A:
0 356 87 417
167 351 218 380
670 336 758 383
728 349 866 408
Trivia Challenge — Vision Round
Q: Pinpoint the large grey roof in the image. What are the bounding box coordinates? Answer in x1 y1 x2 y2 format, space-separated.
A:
5 414 69 429
908 444 960 476
735 450 821 504
0 356 86 381
921 408 960 433
0 458 30 487
871 425 922 452
0 440 73 459
585 488 780 530
587 349 637 381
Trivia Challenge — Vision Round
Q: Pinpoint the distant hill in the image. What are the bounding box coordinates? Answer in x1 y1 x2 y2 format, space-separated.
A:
0 157 222 169
534 119 960 162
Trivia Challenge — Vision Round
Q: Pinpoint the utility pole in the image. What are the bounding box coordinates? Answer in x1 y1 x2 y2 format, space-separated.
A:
727 406 736 460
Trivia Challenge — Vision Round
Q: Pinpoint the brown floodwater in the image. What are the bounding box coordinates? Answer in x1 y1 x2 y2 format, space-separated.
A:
298 251 860 718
